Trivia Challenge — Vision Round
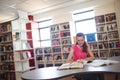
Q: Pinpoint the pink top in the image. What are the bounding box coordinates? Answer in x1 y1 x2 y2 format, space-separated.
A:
72 45 87 61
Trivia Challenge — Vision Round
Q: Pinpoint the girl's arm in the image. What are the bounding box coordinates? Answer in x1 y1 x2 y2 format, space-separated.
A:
84 43 95 61
66 48 74 63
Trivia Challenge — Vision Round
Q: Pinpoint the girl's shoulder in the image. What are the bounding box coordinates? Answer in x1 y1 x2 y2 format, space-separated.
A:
71 44 77 49
85 42 89 48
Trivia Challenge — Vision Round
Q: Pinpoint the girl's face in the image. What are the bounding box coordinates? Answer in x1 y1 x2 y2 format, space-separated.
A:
76 36 85 47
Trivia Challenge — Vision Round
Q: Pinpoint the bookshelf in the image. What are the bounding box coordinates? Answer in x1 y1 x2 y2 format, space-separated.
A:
89 12 120 59
35 22 72 68
0 16 36 80
12 18 35 80
0 21 15 80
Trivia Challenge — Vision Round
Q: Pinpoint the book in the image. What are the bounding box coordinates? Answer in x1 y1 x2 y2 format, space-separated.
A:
26 51 31 58
22 42 31 50
15 32 20 40
58 62 84 70
21 52 27 59
86 60 119 67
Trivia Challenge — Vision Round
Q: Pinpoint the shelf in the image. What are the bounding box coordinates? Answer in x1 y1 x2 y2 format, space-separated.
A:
92 12 120 58
35 22 71 68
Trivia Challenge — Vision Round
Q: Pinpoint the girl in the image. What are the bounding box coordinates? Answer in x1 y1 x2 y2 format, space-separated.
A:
67 32 95 63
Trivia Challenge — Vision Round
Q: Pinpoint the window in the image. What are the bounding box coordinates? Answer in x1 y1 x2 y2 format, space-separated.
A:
73 9 97 42
38 19 52 47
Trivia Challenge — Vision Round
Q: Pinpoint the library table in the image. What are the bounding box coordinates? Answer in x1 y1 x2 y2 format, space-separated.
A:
21 56 120 80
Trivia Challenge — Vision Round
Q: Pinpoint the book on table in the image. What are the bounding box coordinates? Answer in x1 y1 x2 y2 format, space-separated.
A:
58 62 84 70
86 59 120 67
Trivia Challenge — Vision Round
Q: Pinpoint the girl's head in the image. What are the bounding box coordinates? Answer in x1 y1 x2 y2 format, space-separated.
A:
76 32 85 47
76 32 87 53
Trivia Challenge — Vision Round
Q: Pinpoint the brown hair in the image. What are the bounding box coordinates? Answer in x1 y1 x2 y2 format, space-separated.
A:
76 32 87 53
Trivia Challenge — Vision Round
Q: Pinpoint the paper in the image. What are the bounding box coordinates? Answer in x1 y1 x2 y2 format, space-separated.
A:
86 60 119 67
58 62 84 70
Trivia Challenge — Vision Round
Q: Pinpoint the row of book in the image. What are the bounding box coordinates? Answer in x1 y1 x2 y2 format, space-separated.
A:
105 13 116 22
38 64 44 68
50 23 70 32
0 72 15 80
60 31 70 37
97 33 108 41
110 50 120 56
44 54 62 61
62 39 71 45
107 22 117 31
12 31 32 40
36 46 71 55
50 25 59 32
20 51 31 60
99 41 120 49
108 32 119 39
51 33 59 39
12 32 20 40
0 34 12 42
0 45 13 52
0 54 14 61
97 22 117 32
36 47 61 55
99 51 109 58
14 42 32 50
93 51 99 58
37 54 62 61
0 46 12 52
59 23 70 30
52 47 61 53
98 42 108 49
62 45 71 53
89 43 98 50
36 53 69 61
51 39 71 46
0 23 12 33
63 53 69 60
89 41 120 50
52 39 60 46
97 32 119 41
36 55 43 60
95 13 116 24
51 31 70 39
0 63 15 70
92 50 120 58
38 63 62 68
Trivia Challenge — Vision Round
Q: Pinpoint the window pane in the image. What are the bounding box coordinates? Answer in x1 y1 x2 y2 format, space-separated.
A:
74 11 94 21
41 40 51 47
75 19 96 34
38 20 52 28
40 28 50 40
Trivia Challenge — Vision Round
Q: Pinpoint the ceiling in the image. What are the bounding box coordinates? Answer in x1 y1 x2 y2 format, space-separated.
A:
0 0 92 23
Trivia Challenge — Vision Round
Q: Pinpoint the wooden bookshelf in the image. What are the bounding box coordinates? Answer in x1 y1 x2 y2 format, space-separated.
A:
0 18 36 80
90 12 120 59
35 22 72 68
0 21 15 80
12 19 35 80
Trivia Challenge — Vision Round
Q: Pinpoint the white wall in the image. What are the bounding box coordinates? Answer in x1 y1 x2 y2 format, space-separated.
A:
94 1 115 16
34 0 114 23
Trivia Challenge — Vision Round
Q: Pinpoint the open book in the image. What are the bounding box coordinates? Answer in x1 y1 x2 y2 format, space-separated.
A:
86 60 120 67
58 62 84 70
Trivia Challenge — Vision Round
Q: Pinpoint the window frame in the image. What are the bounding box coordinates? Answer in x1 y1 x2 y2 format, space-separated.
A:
38 19 52 47
73 9 97 42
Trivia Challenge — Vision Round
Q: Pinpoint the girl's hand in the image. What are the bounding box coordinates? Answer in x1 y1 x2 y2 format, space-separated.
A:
77 59 84 63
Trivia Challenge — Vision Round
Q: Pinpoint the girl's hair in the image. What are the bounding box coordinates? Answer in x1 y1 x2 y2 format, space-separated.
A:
76 32 87 53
